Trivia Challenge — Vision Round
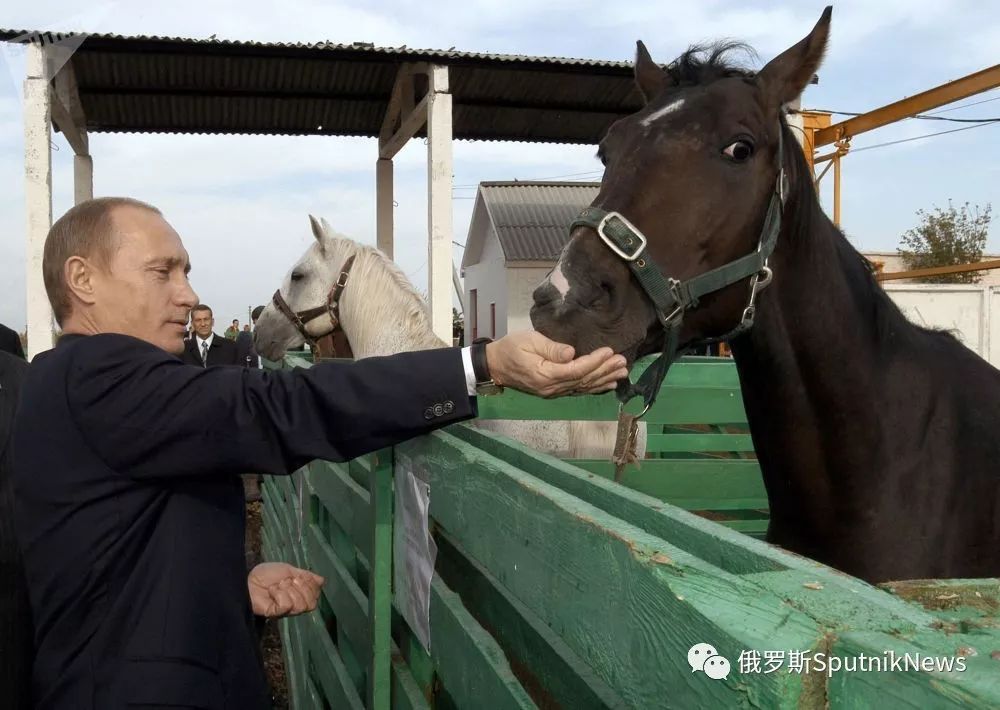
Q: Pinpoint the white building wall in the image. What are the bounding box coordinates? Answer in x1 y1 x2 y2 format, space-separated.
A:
506 267 552 335
463 228 508 339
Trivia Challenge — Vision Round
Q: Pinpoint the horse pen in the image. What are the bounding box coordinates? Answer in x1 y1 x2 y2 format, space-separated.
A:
261 352 1000 709
6 9 1000 710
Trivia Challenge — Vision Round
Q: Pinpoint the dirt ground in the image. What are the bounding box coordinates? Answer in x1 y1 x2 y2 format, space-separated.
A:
245 498 289 709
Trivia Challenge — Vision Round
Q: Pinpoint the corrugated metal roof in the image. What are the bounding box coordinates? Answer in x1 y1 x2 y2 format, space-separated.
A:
480 181 600 261
0 29 644 143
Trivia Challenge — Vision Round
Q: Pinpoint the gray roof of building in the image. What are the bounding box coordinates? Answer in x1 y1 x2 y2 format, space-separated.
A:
0 29 645 144
479 181 600 261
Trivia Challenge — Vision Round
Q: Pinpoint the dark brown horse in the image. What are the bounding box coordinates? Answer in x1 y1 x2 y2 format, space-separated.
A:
530 7 1000 584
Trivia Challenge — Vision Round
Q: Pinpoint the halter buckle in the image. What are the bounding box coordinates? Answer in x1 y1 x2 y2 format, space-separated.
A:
597 211 647 262
740 265 774 327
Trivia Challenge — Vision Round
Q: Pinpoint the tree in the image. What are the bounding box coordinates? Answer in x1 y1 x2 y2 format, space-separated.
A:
897 200 992 283
452 307 464 346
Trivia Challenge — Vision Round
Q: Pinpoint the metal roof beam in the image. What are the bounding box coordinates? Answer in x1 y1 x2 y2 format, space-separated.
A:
814 64 1000 148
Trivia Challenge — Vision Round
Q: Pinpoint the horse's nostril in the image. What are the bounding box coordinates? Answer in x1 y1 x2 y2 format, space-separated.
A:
533 283 558 307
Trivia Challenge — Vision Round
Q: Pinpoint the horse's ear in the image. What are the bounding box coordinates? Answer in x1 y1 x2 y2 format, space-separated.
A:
308 214 325 244
756 6 831 108
635 41 672 103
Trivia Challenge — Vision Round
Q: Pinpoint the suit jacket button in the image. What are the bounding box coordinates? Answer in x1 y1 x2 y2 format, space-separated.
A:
433 403 444 417
443 400 454 414
424 407 434 420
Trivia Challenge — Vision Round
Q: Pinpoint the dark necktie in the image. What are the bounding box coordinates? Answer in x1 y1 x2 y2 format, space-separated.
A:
201 341 209 367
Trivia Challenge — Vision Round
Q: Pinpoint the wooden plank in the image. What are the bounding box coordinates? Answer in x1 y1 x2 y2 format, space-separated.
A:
393 613 436 700
308 460 372 560
569 459 767 508
350 455 374 491
829 631 1000 708
474 385 746 424
369 449 394 709
645 433 756 452
391 648 432 710
304 523 373 662
450 425 941 626
435 531 627 709
428 577 536 709
305 675 323 710
304 612 365 710
452 424 784 576
403 432 827 708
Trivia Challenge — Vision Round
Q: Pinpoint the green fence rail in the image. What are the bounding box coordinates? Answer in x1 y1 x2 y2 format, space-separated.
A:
260 354 1000 709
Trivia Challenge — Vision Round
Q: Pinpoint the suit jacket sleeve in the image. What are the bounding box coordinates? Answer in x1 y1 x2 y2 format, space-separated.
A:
66 334 476 479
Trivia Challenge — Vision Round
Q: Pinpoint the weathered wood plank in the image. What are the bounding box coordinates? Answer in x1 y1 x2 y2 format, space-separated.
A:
428 577 537 709
474 386 746 424
436 531 627 709
451 426 939 625
393 612 435 701
304 522 373 663
403 431 827 708
304 612 365 710
645 432 756 452
452 424 784 576
308 460 372 561
391 647 432 710
829 631 1000 709
369 449 394 710
571 459 766 506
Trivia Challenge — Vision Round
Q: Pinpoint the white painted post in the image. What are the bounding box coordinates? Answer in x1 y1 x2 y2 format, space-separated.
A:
24 44 54 359
426 65 453 343
74 154 93 204
376 158 393 260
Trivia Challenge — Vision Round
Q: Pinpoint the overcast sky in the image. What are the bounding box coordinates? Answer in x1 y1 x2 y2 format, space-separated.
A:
1 0 998 332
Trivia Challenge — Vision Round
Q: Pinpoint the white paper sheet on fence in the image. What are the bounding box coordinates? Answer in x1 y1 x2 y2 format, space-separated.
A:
393 453 436 652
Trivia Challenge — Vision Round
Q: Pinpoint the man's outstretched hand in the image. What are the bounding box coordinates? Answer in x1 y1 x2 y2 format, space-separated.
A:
248 562 325 618
485 331 629 398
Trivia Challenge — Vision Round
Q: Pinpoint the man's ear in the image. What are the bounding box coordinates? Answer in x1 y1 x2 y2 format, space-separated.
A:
756 6 831 108
64 256 98 307
635 40 674 103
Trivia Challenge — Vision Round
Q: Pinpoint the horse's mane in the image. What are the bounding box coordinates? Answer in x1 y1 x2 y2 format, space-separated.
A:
318 227 446 355
666 41 757 85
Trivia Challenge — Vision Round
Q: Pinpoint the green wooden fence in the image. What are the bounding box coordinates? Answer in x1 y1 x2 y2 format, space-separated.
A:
260 355 1000 709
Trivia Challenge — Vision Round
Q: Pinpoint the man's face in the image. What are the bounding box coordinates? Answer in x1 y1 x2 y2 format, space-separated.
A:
89 206 198 355
192 310 214 339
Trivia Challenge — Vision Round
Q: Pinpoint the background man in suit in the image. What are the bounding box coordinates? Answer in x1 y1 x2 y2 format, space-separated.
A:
0 351 30 709
13 196 625 709
0 323 25 360
235 306 263 369
183 304 240 367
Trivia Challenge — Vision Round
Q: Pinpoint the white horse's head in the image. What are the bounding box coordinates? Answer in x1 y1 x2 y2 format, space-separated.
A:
254 215 363 360
254 215 443 361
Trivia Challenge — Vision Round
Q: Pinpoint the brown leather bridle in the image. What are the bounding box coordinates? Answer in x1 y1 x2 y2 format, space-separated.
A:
271 254 356 359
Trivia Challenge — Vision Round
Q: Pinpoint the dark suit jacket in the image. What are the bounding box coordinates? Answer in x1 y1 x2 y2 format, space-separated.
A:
13 333 474 709
235 331 258 368
181 333 241 368
0 324 25 360
0 352 31 709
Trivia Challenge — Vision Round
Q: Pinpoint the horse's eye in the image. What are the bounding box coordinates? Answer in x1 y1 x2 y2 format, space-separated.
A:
723 140 754 162
290 272 304 282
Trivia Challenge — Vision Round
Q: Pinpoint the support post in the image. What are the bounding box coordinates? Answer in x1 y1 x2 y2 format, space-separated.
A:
74 155 93 204
833 152 842 227
24 44 54 359
376 158 393 259
426 65 453 343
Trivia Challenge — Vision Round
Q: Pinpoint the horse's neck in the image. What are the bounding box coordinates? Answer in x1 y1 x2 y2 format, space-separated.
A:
338 252 447 358
728 211 895 555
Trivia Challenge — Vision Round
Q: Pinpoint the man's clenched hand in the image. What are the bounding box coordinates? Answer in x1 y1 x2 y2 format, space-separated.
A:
248 562 324 618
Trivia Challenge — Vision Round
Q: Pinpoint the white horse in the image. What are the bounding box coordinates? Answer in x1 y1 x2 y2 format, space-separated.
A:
253 215 646 460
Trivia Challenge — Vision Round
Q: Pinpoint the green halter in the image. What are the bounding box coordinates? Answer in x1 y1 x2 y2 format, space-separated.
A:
571 127 788 417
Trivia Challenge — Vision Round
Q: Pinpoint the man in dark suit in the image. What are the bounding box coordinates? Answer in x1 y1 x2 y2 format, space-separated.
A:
12 197 626 709
235 305 263 368
182 304 240 367
0 323 25 359
0 351 31 709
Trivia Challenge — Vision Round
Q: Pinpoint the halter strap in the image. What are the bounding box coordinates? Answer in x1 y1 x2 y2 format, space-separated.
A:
572 127 788 415
271 254 357 358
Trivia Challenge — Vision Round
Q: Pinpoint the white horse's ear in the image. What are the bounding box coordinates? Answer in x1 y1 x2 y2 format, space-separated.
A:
321 217 334 235
308 214 325 244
